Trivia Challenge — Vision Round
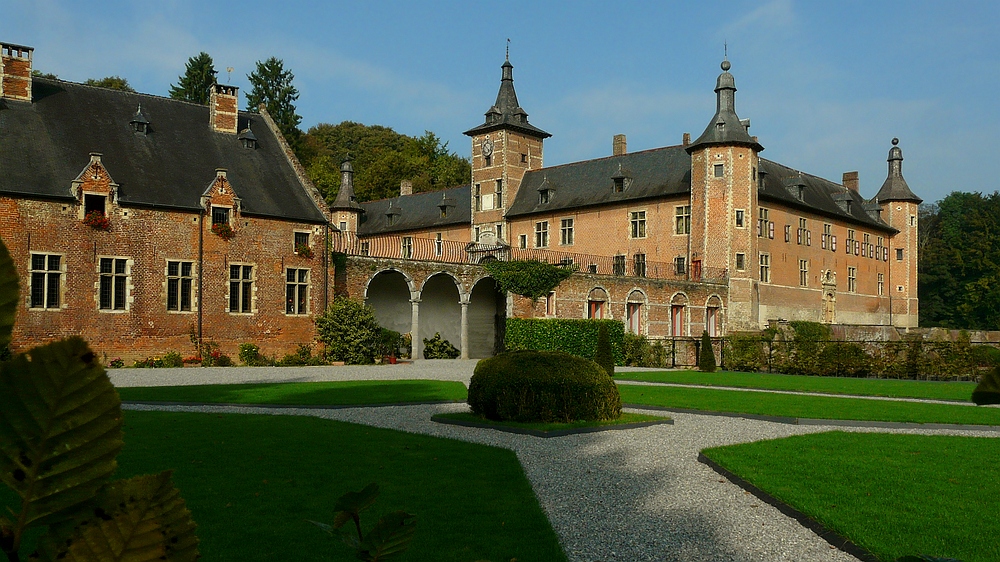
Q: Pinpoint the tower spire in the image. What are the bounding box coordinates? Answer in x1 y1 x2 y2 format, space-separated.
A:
874 138 922 203
686 57 762 153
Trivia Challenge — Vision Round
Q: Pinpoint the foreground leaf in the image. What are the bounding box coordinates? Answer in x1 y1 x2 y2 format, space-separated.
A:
972 366 1000 405
0 337 122 548
0 237 17 350
333 482 379 529
358 510 416 561
36 471 198 561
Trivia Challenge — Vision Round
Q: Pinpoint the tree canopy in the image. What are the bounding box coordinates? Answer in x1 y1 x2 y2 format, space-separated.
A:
169 52 216 105
298 121 470 203
83 76 135 92
246 57 302 148
919 191 1000 329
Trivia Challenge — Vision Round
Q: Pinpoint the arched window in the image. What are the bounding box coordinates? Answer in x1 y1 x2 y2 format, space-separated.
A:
670 293 688 336
626 290 645 334
588 288 608 319
705 295 723 337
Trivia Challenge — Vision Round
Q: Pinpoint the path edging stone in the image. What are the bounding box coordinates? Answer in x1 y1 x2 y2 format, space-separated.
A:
431 414 673 438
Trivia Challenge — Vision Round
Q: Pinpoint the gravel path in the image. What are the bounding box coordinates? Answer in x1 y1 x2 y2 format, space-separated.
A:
115 363 998 562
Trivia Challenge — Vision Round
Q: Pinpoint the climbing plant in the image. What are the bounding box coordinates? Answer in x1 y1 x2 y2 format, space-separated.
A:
481 260 573 301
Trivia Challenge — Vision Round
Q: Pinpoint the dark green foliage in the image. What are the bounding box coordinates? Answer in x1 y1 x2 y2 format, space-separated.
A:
724 332 766 372
972 344 1000 368
506 318 625 365
896 557 964 562
246 57 302 148
238 343 276 366
593 323 614 377
621 333 670 368
468 350 622 422
311 482 417 561
972 365 1000 405
817 342 870 377
698 331 717 372
379 329 404 358
199 341 233 367
298 122 471 203
277 344 325 366
83 75 136 92
422 333 460 359
169 52 216 105
31 70 58 79
0 237 16 351
132 352 184 368
779 321 832 376
481 260 573 301
315 297 382 364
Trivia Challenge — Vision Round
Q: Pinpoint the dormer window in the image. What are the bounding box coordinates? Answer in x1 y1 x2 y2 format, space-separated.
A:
212 206 230 226
798 185 805 201
130 103 150 135
539 189 550 204
613 177 624 193
84 194 106 216
238 119 258 149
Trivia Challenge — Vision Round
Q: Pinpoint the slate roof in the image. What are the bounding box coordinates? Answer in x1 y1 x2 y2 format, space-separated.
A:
507 145 692 217
874 140 921 203
0 77 328 223
358 185 470 236
464 59 550 139
687 61 763 153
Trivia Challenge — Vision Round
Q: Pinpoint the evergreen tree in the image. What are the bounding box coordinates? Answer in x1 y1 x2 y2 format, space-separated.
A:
594 323 615 378
699 331 717 372
246 57 302 147
83 76 135 92
169 52 216 105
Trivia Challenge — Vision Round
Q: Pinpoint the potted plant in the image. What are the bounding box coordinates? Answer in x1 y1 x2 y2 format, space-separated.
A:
211 223 235 241
83 210 111 231
295 243 313 258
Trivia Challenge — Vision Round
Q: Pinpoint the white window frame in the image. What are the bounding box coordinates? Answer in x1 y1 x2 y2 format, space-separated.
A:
98 256 131 312
228 263 256 314
285 267 310 315
29 252 64 310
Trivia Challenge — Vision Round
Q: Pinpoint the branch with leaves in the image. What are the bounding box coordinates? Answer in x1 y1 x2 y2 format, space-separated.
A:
310 483 416 562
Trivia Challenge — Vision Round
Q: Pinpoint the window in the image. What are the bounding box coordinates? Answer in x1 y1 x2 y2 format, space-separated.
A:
757 208 769 237
797 218 807 245
630 211 646 238
229 264 254 313
360 240 370 256
387 213 396 226
735 209 745 228
84 194 106 216
339 221 347 232
99 257 128 311
822 224 832 250
784 224 791 243
848 267 857 293
29 253 61 309
878 273 884 296
896 248 904 261
627 302 642 334
613 255 626 276
496 223 503 240
588 300 605 319
714 163 724 178
706 306 720 337
674 256 687 275
863 233 870 258
521 153 527 163
799 259 808 286
545 292 555 316
286 268 309 315
560 218 574 245
484 153 491 167
910 215 916 227
539 189 550 204
613 177 624 193
588 264 598 274
495 179 503 205
633 253 646 277
534 221 549 248
294 232 309 253
212 206 230 226
435 233 443 256
759 253 770 283
846 229 856 255
166 261 193 312
735 253 745 271
671 305 685 336
474 226 480 242
401 236 413 259
675 206 691 235
876 236 885 261
474 184 481 211
519 234 527 249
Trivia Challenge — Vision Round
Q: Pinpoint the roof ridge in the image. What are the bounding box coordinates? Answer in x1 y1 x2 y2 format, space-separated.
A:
32 76 233 111
529 143 686 173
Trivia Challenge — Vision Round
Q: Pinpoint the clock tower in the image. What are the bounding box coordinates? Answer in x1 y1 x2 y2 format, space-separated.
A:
464 55 550 243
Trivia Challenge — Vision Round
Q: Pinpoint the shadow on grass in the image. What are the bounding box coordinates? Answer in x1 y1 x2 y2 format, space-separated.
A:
117 380 468 406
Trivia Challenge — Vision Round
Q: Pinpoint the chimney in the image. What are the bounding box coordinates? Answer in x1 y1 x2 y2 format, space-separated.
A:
682 132 691 146
613 134 627 156
400 180 413 196
843 171 859 192
209 83 239 133
1 43 33 102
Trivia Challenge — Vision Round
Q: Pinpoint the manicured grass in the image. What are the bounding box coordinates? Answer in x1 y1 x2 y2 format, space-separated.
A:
116 379 468 405
616 370 976 401
1 411 567 561
701 432 1000 562
618 385 1000 426
433 411 670 432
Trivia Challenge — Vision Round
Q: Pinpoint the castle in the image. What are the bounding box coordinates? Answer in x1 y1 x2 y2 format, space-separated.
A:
0 41 920 361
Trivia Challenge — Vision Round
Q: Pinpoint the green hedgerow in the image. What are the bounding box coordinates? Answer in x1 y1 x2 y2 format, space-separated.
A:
594 323 614 377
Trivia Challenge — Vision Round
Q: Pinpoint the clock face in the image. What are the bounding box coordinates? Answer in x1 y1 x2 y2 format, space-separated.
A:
482 139 494 157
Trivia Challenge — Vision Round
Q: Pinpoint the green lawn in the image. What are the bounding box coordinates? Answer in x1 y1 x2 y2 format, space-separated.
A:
701 432 1000 562
616 370 976 401
1 411 566 561
116 379 468 405
433 411 670 433
618 385 1000 426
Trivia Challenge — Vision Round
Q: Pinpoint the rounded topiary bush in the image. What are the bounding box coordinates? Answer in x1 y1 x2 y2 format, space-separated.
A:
468 350 622 423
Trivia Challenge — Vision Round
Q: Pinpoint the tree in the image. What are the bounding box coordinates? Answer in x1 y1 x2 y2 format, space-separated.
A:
83 75 135 92
31 69 58 79
246 57 302 148
169 52 217 105
699 330 717 372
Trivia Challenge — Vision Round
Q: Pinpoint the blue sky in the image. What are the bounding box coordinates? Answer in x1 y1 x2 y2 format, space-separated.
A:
5 0 998 204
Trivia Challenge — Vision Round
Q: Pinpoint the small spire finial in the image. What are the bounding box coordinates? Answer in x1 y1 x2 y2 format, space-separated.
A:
891 137 899 146
506 38 510 61
721 43 731 71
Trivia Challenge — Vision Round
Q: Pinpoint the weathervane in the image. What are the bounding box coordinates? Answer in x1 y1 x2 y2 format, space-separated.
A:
506 38 510 61
226 67 234 83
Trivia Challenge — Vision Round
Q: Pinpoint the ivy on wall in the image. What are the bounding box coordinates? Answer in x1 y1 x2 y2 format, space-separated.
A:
481 260 573 301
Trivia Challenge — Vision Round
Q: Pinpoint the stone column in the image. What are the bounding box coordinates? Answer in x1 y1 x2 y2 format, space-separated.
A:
460 297 470 360
410 296 422 360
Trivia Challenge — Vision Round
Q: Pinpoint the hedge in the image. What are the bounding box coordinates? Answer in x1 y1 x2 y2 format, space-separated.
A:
505 318 624 366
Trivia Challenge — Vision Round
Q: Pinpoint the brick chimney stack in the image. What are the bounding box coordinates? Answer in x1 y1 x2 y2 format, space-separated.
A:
613 134 627 156
1 43 33 102
682 132 691 146
209 83 239 133
400 180 413 196
843 171 859 192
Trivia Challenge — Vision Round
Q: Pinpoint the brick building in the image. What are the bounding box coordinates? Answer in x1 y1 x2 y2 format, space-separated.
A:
346 55 921 338
0 42 335 360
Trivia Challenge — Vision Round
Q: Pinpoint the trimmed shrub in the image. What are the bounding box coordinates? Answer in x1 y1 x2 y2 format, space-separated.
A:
622 332 647 366
162 351 184 368
724 332 766 372
506 318 624 365
594 323 614 377
277 344 324 366
379 328 404 358
972 365 1000 406
817 342 870 377
423 333 460 359
238 343 274 366
315 297 382 364
698 331 717 372
468 350 621 422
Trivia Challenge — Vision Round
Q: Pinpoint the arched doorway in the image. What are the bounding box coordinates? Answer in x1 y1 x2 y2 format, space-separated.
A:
365 270 412 336
705 295 723 336
587 287 609 319
626 290 646 334
419 273 462 356
468 277 502 358
670 293 688 336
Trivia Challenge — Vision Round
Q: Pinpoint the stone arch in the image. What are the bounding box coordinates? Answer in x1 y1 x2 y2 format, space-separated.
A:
468 276 502 358
418 272 463 356
587 286 610 319
670 292 689 337
705 294 724 337
364 269 414 338
625 289 647 335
